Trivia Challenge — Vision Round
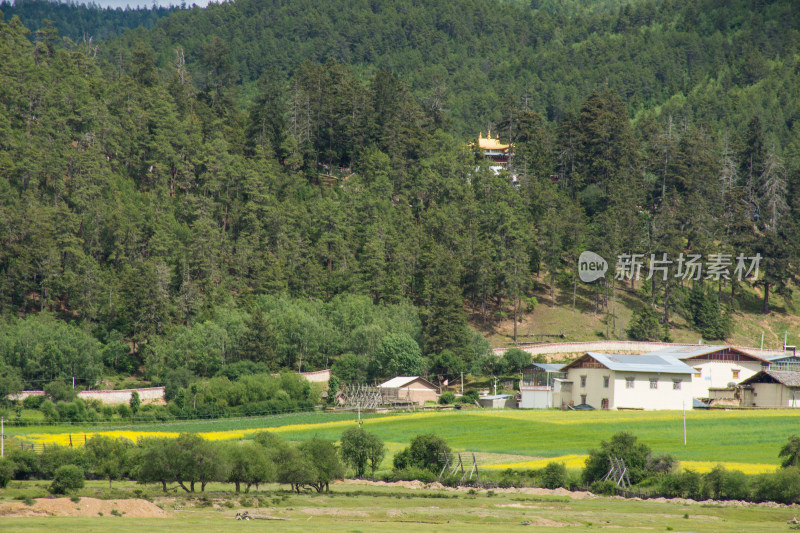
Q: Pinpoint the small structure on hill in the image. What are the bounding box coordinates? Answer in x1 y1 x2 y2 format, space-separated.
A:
378 376 439 406
471 131 513 176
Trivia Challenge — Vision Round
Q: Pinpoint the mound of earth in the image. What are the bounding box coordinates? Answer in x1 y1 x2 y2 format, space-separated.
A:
0 497 172 518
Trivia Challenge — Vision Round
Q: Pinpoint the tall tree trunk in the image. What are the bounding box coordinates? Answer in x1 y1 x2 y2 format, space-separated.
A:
572 272 577 312
513 262 518 344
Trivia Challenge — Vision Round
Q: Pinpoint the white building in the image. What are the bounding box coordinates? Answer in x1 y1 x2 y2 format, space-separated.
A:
644 345 769 399
377 376 439 406
519 363 566 409
558 352 695 410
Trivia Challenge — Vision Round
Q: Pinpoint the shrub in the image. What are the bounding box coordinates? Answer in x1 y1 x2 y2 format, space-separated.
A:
752 467 800 504
540 462 568 489
703 465 749 501
392 434 450 473
438 391 456 405
583 432 653 485
386 467 438 484
23 395 43 409
503 348 531 373
49 465 85 494
459 390 480 404
0 458 14 488
44 381 78 403
659 470 704 500
589 480 618 495
340 426 385 478
647 454 677 475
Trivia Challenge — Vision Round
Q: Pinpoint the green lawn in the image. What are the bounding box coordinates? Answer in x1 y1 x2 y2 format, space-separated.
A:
271 409 800 466
0 480 795 532
4 410 375 436
14 409 800 468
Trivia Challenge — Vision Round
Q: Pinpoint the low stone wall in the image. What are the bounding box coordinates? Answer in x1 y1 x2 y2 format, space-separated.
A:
300 369 331 383
10 387 165 405
492 341 787 358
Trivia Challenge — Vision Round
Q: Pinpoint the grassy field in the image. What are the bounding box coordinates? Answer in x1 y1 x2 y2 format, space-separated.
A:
14 409 800 473
0 480 796 532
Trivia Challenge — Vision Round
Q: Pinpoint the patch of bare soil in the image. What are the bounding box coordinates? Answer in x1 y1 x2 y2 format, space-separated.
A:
298 507 371 517
336 479 596 499
522 516 578 527
0 497 171 518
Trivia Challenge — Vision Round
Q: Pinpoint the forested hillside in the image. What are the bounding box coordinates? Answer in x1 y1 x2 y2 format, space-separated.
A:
0 0 178 42
0 0 799 396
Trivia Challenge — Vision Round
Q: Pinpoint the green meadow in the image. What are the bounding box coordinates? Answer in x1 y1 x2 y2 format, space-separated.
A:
16 409 800 468
0 480 795 533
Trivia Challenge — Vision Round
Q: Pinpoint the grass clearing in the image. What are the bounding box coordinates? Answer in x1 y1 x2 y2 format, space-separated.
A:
14 409 800 473
0 479 795 532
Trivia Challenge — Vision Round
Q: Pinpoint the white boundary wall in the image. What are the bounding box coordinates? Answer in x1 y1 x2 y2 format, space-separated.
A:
493 341 785 358
11 387 165 405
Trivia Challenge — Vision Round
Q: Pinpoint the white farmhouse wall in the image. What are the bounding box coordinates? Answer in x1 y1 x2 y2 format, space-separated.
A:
565 367 691 410
520 389 552 408
612 373 692 410
689 360 762 398
567 367 613 408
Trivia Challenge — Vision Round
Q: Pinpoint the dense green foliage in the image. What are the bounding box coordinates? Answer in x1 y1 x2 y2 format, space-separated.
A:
0 0 177 42
392 433 451 474
339 426 385 477
1 0 800 390
48 464 84 494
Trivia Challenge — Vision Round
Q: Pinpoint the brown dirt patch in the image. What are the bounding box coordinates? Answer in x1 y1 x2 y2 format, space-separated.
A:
0 497 171 518
298 507 370 517
336 479 596 499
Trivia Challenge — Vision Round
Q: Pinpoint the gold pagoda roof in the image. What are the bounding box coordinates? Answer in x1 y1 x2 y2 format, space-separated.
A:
474 130 511 151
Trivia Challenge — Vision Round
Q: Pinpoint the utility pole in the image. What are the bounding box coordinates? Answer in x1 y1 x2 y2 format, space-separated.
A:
72 376 75 389
493 376 498 396
683 401 686 446
460 372 463 395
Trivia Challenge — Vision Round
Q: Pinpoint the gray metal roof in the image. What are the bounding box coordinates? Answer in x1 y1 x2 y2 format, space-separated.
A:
740 370 800 387
524 363 565 372
378 376 437 389
580 352 695 374
766 354 800 362
644 344 772 363
644 344 729 358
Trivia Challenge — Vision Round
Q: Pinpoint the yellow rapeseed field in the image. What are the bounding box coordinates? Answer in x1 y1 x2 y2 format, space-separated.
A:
483 455 778 474
20 411 441 448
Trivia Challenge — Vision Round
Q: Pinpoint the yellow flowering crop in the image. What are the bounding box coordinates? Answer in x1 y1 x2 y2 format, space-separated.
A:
484 454 588 470
20 411 442 448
